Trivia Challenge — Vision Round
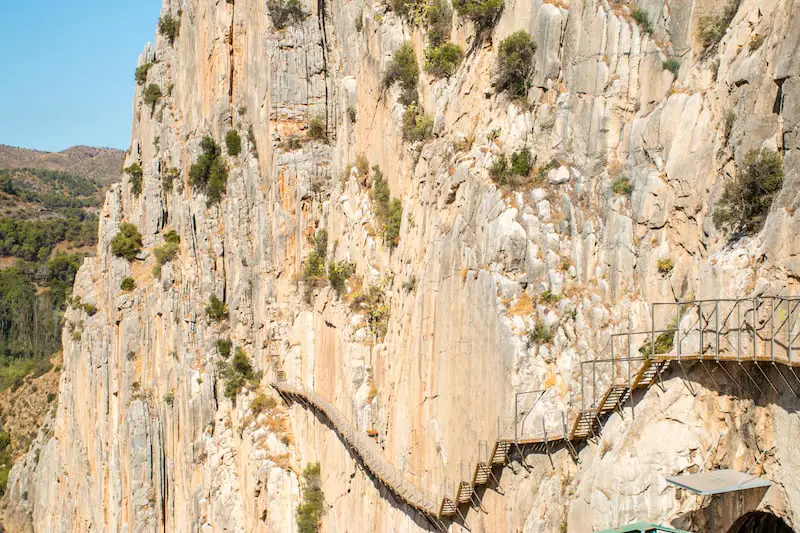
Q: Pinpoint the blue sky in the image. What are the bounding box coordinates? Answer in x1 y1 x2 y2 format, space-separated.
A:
0 1 163 152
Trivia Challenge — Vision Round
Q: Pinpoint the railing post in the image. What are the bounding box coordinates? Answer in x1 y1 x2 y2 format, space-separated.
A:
788 299 793 363
737 301 742 362
611 336 616 386
698 302 704 359
753 297 758 362
580 364 585 412
771 297 776 362
676 304 681 359
715 300 720 359
514 394 518 442
651 304 656 360
592 362 597 409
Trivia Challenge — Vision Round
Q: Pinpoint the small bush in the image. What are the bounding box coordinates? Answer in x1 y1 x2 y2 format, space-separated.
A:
425 0 453 46
698 2 738 51
749 33 766 51
216 338 233 358
110 223 143 261
713 148 784 234
125 163 144 196
662 57 680 75
82 303 97 316
251 393 278 414
153 240 179 265
152 263 162 279
143 84 162 110
226 130 242 156
490 147 533 186
248 125 259 157
47 392 57 403
268 0 308 29
189 136 229 206
164 230 180 245
372 168 403 249
724 110 736 144
612 177 633 196
452 0 503 31
159 13 181 44
355 154 369 177
297 463 324 533
135 62 153 85
424 42 463 78
526 325 553 347
219 347 261 401
205 294 229 321
539 290 560 305
308 116 328 142
632 8 654 34
354 10 364 32
401 105 434 142
328 261 355 298
496 31 537 99
303 230 328 282
121 277 136 291
164 392 174 405
383 42 420 106
162 167 180 193
350 284 389 339
657 258 674 274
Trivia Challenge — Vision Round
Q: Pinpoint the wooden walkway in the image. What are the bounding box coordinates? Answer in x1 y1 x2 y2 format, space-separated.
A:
273 295 800 521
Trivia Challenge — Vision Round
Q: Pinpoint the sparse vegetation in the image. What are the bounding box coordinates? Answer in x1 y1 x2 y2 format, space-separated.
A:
351 284 390 340
189 136 229 206
205 294 229 322
632 8 654 34
120 277 136 291
539 290 561 305
724 110 736 144
250 392 277 414
401 105 434 142
125 163 143 196
383 42 420 105
159 13 181 44
135 62 153 85
328 261 355 298
110 223 143 261
162 166 180 193
153 231 180 265
371 167 403 249
495 31 537 99
425 0 453 46
302 229 328 282
713 148 784 235
490 147 533 186
296 463 324 533
268 0 308 29
662 57 680 76
452 0 504 31
526 325 553 347
354 10 364 32
164 392 174 406
308 116 328 143
143 84 163 111
226 130 242 156
698 1 738 51
248 125 259 158
612 176 633 196
216 338 233 358
218 347 261 402
0 430 11 495
657 258 674 274
749 33 766 51
424 42 463 78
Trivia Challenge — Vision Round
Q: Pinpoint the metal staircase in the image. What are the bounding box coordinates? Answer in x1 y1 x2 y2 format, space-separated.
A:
272 295 800 524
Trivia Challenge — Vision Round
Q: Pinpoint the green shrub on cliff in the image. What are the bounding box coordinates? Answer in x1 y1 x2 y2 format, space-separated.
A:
110 223 143 261
189 136 229 206
383 42 419 106
496 31 537 98
159 13 181 44
713 148 784 235
452 0 503 31
297 463 324 533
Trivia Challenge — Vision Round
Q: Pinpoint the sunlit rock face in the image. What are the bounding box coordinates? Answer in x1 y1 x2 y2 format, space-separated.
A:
5 0 800 532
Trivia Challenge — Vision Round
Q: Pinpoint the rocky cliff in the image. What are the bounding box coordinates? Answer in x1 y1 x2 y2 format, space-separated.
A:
4 0 800 532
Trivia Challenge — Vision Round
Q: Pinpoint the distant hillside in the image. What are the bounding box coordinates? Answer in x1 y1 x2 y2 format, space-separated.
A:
0 145 124 185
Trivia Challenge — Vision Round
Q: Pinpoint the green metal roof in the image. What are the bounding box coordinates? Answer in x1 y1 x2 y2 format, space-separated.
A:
596 522 693 533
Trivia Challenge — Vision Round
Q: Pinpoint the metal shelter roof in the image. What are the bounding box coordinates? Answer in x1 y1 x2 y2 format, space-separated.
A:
666 469 772 496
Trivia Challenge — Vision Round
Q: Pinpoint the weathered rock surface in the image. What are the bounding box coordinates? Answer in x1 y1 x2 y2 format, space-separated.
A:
5 0 800 532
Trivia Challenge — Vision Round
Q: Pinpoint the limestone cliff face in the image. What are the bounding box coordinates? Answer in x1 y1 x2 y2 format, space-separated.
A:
5 0 800 532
